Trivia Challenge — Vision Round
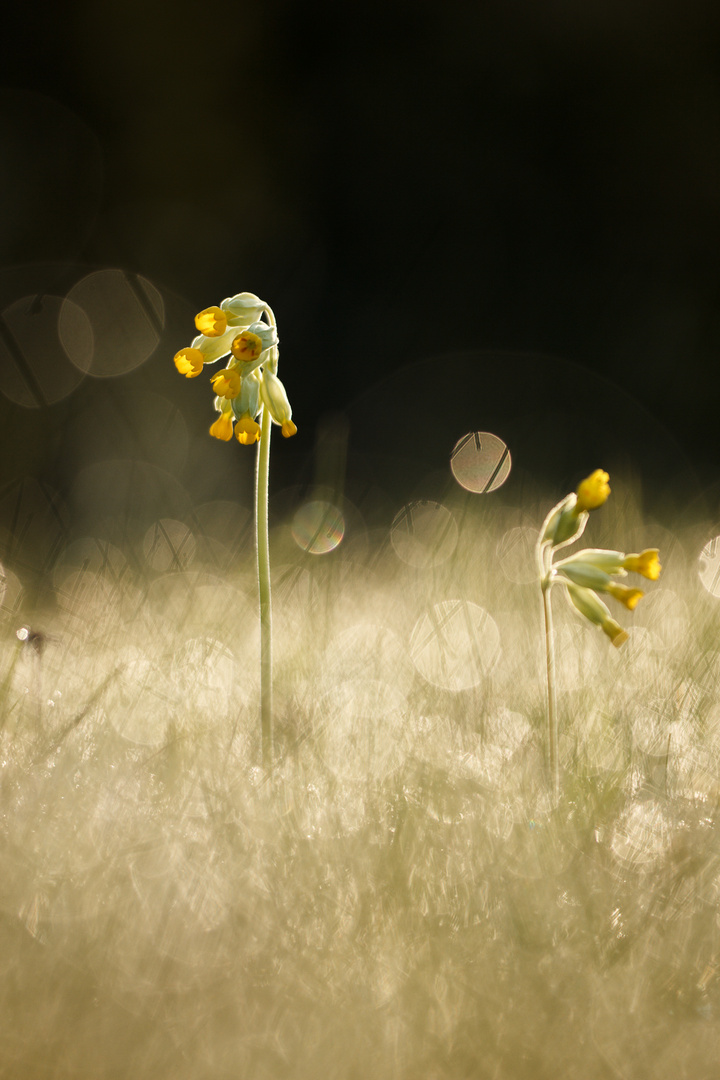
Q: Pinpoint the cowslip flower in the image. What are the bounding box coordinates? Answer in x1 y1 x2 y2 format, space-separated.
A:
235 416 262 445
556 559 645 611
231 371 262 444
195 306 228 337
174 291 294 771
260 368 297 438
623 549 661 580
195 293 267 337
536 468 658 797
174 347 204 378
605 582 644 610
556 548 661 579
210 368 242 400
209 407 235 442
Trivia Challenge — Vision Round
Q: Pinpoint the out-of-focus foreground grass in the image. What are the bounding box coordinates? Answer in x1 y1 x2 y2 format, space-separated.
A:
1 484 720 1080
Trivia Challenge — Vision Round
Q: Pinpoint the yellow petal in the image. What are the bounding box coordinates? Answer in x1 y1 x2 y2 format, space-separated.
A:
209 369 242 400
235 416 261 445
209 412 234 441
607 583 644 611
230 331 263 364
174 347 204 377
623 549 661 581
195 306 228 337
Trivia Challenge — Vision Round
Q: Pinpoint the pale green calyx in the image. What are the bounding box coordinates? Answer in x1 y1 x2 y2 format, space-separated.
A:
541 493 587 549
555 562 615 590
246 321 278 352
566 584 629 647
260 369 296 438
220 292 268 327
556 548 627 574
231 371 261 422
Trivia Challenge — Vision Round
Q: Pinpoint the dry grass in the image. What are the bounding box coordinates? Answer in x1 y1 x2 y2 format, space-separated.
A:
1 486 720 1079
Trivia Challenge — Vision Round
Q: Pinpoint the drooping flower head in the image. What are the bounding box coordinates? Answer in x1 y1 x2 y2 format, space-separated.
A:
173 292 296 447
538 469 661 648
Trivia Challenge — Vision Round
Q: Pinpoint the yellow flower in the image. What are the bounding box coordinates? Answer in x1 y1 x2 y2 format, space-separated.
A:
209 411 234 441
195 306 228 337
281 420 298 438
575 470 610 512
235 416 262 445
174 347 204 377
210 368 242 400
623 549 661 581
230 331 264 364
606 582 644 610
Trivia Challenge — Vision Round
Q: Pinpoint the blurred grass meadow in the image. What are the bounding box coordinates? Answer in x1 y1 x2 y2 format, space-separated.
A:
5 8 720 1074
3 440 720 1078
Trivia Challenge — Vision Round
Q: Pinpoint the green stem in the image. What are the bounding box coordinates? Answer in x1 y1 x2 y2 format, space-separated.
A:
542 580 559 800
256 404 273 769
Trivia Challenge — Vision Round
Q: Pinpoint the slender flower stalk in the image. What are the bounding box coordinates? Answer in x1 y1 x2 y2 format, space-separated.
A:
541 575 559 798
173 292 296 768
536 470 661 799
256 401 273 768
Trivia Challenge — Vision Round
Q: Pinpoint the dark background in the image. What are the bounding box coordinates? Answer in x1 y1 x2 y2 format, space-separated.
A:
2 0 720 558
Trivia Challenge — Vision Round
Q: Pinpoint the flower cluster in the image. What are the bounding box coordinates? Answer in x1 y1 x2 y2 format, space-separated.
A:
173 292 296 445
538 470 661 646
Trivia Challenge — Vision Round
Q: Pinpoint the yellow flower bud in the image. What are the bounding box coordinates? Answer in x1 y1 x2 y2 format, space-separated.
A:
230 331 264 364
235 416 262 445
606 582 644 610
575 470 610 512
174 347 204 377
281 420 297 438
195 306 228 337
210 368 242 400
623 549 661 581
209 411 234 441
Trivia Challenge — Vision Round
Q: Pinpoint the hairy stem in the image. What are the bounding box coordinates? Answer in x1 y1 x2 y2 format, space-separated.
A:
256 404 273 769
542 580 559 800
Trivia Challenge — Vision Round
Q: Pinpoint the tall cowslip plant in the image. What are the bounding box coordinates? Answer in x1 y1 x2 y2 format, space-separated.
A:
174 293 296 768
536 470 662 798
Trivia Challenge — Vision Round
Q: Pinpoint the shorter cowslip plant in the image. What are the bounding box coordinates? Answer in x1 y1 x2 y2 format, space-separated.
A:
536 470 662 797
174 293 296 768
